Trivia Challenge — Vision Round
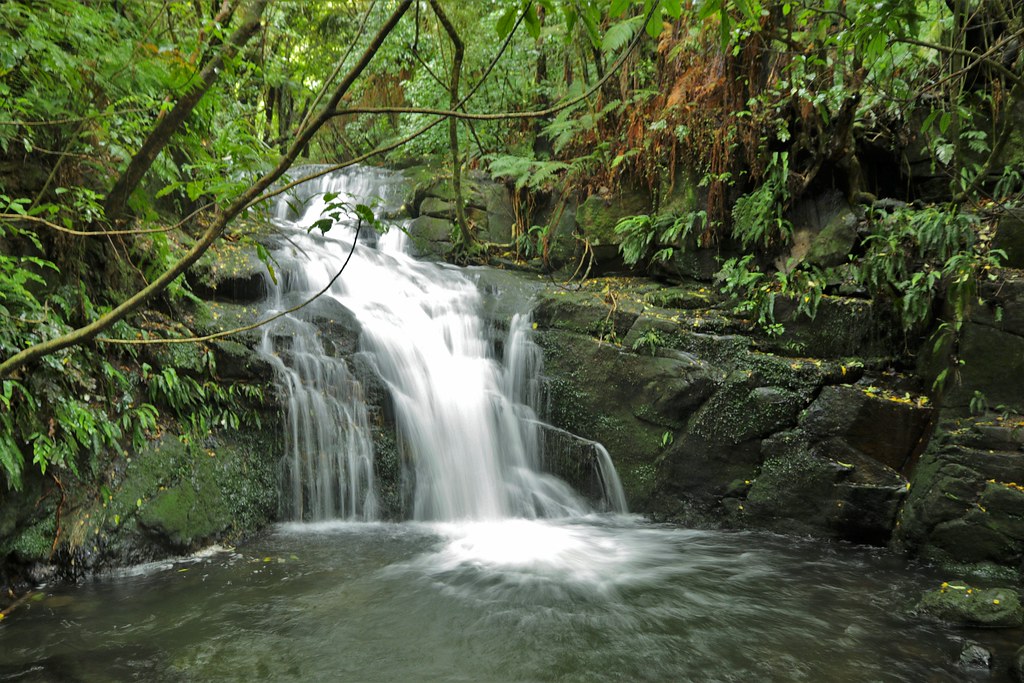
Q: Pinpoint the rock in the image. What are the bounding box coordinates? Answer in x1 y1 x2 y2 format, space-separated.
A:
896 426 1024 576
651 238 733 282
992 207 1024 269
946 321 1024 416
210 339 275 382
782 191 857 269
575 188 651 267
534 288 643 341
800 385 932 474
806 206 858 268
1012 645 1024 682
758 295 895 359
917 582 1023 627
406 215 454 258
187 239 270 303
537 328 712 508
419 196 454 218
482 183 515 244
539 425 619 510
958 641 992 670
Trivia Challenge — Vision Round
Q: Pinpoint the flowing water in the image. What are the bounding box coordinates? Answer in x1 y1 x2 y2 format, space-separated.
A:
0 167 1017 681
260 166 619 521
0 520 1015 682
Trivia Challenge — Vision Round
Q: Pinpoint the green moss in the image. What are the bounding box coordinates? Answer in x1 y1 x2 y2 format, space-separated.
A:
1 516 57 562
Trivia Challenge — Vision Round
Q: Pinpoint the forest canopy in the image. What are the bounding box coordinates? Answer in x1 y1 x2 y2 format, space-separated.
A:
0 0 1021 488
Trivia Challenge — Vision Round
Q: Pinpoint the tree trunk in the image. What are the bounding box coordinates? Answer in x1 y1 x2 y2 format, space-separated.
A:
428 0 473 247
103 0 268 223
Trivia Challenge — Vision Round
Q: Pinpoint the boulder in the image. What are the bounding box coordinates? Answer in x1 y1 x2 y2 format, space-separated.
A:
917 582 1023 627
895 421 1024 576
406 215 454 258
419 196 454 218
575 188 651 266
482 183 515 244
991 207 1024 269
800 384 932 474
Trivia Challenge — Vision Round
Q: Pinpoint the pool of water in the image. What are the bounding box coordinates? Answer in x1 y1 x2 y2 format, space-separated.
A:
0 516 1016 682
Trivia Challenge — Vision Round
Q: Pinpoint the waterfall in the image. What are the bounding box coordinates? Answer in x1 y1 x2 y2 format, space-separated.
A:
260 166 626 521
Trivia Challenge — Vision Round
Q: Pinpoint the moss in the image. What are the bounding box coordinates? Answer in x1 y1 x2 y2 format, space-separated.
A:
917 583 1023 627
1 516 57 562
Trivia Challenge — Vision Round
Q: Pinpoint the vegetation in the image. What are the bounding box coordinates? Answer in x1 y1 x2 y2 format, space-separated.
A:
0 0 1021 495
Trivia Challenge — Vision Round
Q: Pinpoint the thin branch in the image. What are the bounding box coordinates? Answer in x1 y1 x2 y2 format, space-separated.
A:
0 212 206 237
0 0 414 380
894 35 1024 89
97 221 362 345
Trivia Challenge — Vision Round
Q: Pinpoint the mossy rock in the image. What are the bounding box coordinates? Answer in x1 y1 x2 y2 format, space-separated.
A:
575 189 651 248
406 215 455 258
917 583 1023 627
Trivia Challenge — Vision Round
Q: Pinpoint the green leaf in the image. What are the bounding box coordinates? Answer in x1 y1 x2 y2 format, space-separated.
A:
496 6 517 38
661 0 682 18
602 16 641 52
611 0 631 17
645 12 663 38
524 4 540 39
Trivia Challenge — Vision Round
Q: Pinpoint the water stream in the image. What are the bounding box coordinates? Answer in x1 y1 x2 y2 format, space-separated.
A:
0 167 1016 681
261 165 622 521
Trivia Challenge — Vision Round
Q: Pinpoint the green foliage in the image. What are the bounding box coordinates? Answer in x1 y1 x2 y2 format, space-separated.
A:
855 206 1002 331
631 328 665 355
731 152 792 249
616 210 707 266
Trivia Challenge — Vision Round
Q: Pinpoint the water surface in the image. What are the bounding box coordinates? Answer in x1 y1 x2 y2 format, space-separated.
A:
0 516 1009 682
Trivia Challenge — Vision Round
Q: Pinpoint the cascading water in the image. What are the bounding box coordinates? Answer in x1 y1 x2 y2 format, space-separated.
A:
260 165 626 521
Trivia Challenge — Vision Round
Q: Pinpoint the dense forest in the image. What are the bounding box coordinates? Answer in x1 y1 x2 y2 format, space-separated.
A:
1 0 1022 571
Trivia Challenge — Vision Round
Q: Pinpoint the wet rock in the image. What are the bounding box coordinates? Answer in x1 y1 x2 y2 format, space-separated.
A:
537 328 708 507
800 384 932 474
209 339 275 382
419 196 454 218
1012 645 1024 682
575 189 651 251
805 205 858 268
947 322 1024 416
895 422 1024 576
992 207 1024 269
187 238 270 303
757 295 895 359
481 183 515 244
958 641 992 670
917 582 1023 627
406 215 454 258
534 289 643 341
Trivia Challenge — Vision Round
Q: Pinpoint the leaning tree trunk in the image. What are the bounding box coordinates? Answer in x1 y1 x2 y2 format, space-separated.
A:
428 0 473 247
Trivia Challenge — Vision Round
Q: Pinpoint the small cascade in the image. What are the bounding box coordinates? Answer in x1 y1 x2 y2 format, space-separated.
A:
260 165 626 522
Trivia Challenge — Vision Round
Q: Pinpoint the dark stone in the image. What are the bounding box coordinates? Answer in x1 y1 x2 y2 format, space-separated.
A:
575 189 652 250
1012 645 1024 682
758 295 895 359
187 240 270 303
806 204 858 268
945 321 1024 415
537 328 706 507
992 207 1024 269
210 339 275 382
895 426 1024 576
800 385 932 473
534 288 643 341
958 641 992 670
482 183 515 244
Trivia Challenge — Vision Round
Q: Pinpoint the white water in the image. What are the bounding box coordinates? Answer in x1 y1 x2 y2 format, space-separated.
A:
260 166 626 521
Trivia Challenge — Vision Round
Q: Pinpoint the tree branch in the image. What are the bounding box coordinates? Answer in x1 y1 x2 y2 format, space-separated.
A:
0 0 414 380
103 0 268 222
